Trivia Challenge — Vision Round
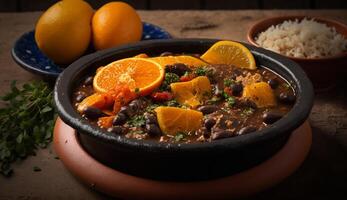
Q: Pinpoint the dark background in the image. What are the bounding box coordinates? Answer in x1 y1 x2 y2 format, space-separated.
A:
0 0 346 11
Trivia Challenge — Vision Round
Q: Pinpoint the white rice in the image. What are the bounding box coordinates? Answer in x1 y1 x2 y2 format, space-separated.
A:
255 18 347 58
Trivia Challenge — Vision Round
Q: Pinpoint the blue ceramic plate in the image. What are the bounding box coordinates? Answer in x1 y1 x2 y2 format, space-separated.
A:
12 22 172 79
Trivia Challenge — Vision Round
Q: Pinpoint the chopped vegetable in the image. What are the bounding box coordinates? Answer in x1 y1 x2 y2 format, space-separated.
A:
151 91 173 102
97 116 114 128
180 73 196 82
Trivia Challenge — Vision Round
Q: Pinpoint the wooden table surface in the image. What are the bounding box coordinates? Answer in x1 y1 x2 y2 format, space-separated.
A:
0 10 347 200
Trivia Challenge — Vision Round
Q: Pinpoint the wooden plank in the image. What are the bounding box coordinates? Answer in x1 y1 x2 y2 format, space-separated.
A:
149 0 201 9
315 0 347 8
262 0 311 9
0 0 18 12
204 0 259 9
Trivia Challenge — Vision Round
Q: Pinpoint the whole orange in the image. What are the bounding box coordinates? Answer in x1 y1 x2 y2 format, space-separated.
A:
92 2 143 50
35 0 94 64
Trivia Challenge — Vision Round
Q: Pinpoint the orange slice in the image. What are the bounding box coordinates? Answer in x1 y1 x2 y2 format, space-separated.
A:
155 106 203 135
170 76 211 108
93 57 165 95
242 82 276 108
200 40 256 70
149 55 207 68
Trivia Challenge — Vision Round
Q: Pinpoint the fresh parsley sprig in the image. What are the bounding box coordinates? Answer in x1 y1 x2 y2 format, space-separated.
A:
0 80 57 176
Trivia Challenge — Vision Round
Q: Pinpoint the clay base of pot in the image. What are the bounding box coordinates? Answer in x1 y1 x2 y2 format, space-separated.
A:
53 118 312 200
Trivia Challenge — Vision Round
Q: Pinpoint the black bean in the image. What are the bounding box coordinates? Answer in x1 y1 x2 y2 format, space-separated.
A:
113 113 127 125
233 69 242 76
75 93 87 102
145 114 157 124
83 107 104 119
215 116 228 129
128 101 140 111
262 111 283 124
278 92 296 104
237 99 257 109
237 126 257 135
204 118 216 130
119 106 135 117
107 126 123 134
160 51 173 57
197 105 218 115
231 83 243 96
83 76 94 85
203 129 210 139
165 63 192 76
130 98 148 111
211 130 234 140
146 124 162 137
231 120 240 128
268 78 279 89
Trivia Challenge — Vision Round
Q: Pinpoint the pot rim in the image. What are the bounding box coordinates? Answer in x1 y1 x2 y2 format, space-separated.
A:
54 38 314 154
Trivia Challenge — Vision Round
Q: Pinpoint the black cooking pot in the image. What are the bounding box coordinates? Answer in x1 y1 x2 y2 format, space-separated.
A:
54 39 314 181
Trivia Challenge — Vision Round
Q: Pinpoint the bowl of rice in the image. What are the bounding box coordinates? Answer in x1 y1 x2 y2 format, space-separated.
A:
247 16 347 90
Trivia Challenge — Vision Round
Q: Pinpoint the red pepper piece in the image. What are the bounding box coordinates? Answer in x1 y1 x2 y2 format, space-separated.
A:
151 91 173 102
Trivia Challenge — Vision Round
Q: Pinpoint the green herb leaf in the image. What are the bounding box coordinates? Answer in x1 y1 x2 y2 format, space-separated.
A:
226 96 235 107
0 80 56 176
194 67 207 76
241 107 255 117
145 104 161 113
174 132 187 142
159 73 180 91
223 78 235 87
165 99 179 107
128 115 146 127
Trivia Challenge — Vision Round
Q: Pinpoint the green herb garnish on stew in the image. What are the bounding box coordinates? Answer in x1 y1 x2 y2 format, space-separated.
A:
174 132 187 142
222 91 236 107
223 78 235 87
128 115 146 127
159 73 180 91
241 107 255 117
194 67 207 76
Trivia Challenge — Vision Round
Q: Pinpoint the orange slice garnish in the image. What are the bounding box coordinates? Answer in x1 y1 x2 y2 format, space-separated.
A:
242 82 276 108
170 76 211 108
93 57 165 96
201 40 256 70
149 55 207 68
155 106 203 135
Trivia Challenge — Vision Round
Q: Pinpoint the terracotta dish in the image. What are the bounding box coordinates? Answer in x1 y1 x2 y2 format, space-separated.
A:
54 118 312 200
247 16 347 91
